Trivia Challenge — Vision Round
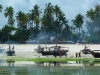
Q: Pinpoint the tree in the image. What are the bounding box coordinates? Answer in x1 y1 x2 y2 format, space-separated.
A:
41 3 54 39
86 9 95 20
4 6 15 26
0 4 3 12
0 4 3 42
16 11 28 43
29 4 41 27
72 13 84 42
86 4 100 43
28 5 41 41
1 25 16 43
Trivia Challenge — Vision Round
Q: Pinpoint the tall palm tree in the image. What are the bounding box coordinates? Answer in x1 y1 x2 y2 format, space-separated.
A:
41 3 54 47
94 5 100 17
72 13 84 42
42 3 54 32
4 6 15 45
29 4 41 27
16 11 28 28
54 5 61 18
4 6 15 26
86 9 95 20
16 11 28 42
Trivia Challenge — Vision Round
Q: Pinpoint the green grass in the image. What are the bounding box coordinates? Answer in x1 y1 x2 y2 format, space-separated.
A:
28 58 95 62
1 56 99 62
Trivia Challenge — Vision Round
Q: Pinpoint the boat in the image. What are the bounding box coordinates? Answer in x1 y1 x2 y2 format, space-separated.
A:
39 46 69 56
5 32 15 56
89 50 100 58
35 45 44 53
81 46 90 54
5 45 15 56
81 40 90 54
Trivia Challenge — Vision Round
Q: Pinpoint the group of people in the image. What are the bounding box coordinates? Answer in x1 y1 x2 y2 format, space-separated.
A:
76 52 81 58
53 46 63 57
8 45 14 51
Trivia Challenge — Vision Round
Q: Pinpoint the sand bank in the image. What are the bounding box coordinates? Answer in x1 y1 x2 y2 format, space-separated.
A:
0 44 99 58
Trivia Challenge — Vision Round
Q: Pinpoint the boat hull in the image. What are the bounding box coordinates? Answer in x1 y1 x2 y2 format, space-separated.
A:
81 50 90 54
40 50 68 56
5 51 15 56
90 51 100 58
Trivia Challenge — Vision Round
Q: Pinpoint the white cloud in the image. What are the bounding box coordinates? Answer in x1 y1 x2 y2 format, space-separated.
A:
0 0 100 28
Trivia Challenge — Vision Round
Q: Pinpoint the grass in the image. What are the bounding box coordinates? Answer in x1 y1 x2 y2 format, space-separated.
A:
1 56 100 62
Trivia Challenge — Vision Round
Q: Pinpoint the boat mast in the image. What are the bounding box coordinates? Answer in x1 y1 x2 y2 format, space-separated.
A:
55 33 57 47
8 32 10 50
85 41 86 49
44 29 47 51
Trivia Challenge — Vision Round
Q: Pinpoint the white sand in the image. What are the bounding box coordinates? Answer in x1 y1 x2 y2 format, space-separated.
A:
0 44 100 58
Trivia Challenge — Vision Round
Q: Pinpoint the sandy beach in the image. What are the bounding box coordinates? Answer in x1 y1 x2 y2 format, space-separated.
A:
0 44 100 58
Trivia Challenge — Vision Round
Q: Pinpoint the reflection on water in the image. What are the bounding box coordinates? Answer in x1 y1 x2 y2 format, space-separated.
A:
0 60 100 75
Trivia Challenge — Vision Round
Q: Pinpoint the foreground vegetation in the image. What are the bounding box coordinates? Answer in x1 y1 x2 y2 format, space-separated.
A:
2 56 100 62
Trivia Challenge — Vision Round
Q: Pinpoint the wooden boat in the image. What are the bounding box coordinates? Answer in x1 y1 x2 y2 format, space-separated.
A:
89 50 100 58
81 46 90 54
5 50 15 56
39 46 69 56
5 45 15 56
81 40 91 54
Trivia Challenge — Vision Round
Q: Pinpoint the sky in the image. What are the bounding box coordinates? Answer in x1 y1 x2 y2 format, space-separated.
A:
0 0 100 28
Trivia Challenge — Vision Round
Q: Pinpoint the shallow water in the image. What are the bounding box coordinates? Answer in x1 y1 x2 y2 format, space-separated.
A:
0 59 100 75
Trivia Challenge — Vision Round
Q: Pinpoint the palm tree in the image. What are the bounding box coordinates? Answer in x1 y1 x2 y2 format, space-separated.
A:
4 6 15 26
16 11 28 28
54 5 61 18
4 6 15 45
0 4 3 12
42 3 54 32
29 4 41 27
16 11 28 42
72 13 84 42
86 9 95 21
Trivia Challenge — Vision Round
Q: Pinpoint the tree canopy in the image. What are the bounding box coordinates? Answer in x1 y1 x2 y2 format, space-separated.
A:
0 3 100 44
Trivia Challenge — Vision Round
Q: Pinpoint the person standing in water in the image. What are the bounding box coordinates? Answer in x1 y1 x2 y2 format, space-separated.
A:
76 52 78 58
79 52 81 57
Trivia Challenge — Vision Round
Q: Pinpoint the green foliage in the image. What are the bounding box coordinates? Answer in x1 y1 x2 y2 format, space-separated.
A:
1 3 100 43
0 4 3 12
4 6 15 26
1 25 16 43
86 4 100 43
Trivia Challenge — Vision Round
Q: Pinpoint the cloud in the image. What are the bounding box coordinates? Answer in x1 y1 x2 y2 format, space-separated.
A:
0 0 100 28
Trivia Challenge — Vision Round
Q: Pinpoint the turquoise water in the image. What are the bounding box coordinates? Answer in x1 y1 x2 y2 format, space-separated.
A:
0 60 100 75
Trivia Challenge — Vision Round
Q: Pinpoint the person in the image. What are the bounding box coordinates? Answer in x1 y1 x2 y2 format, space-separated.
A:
9 45 11 51
79 52 81 57
76 52 78 58
12 46 14 51
59 52 62 57
54 51 57 57
58 46 60 51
